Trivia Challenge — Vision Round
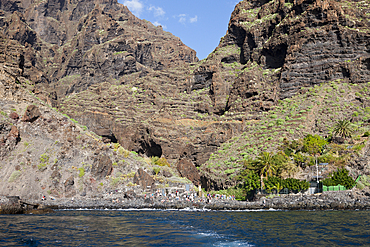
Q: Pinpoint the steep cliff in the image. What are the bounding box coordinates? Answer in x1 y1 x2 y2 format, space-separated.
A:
0 62 193 200
1 0 370 192
194 0 370 189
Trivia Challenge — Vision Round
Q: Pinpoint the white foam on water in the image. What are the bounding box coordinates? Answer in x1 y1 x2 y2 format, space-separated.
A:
193 230 254 247
213 240 255 247
196 231 221 237
57 207 280 212
218 208 280 212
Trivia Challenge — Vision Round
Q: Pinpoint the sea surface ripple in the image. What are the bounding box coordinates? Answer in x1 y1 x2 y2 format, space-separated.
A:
1 209 369 246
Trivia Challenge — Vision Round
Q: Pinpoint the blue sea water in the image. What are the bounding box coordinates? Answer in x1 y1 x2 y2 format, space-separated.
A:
0 209 370 246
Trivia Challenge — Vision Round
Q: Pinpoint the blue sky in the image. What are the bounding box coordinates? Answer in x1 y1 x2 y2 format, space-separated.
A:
118 0 240 60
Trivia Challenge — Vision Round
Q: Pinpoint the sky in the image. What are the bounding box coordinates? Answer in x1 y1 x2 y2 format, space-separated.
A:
118 0 241 60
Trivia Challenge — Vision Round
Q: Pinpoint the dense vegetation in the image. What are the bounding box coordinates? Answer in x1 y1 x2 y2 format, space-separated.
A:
322 168 356 189
231 117 368 199
201 81 370 186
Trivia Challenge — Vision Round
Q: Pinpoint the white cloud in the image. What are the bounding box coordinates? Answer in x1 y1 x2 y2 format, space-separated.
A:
124 0 144 17
153 21 167 29
177 14 187 24
174 14 198 24
149 6 165 17
190 15 198 23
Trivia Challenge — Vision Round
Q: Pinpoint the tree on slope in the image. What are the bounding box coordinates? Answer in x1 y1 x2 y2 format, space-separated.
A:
333 119 353 139
255 152 277 189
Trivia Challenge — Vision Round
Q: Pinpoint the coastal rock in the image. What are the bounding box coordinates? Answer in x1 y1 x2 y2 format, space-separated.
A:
177 159 201 186
133 168 155 189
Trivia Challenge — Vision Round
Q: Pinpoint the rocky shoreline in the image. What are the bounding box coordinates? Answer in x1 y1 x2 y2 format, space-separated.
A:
3 190 370 214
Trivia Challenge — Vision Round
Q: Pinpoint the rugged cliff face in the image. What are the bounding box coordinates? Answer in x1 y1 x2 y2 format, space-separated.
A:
0 62 192 200
194 0 370 189
0 0 369 191
0 0 197 93
195 0 370 116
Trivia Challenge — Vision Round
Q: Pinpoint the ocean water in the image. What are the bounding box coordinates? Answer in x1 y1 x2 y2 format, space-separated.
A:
0 209 369 246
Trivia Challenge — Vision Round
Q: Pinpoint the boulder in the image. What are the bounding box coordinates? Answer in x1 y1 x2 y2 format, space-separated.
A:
22 105 41 123
176 159 201 186
124 190 137 199
133 168 155 189
9 112 19 120
64 176 75 195
51 170 61 186
92 155 113 179
162 170 173 178
8 126 19 140
0 123 20 157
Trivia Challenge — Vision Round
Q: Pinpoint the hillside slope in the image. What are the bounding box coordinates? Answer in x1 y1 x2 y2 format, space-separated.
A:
0 0 369 192
0 63 190 200
196 0 370 189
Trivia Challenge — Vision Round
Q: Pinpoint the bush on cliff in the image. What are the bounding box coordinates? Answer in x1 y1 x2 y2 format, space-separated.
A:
322 168 355 189
151 157 171 167
263 176 309 193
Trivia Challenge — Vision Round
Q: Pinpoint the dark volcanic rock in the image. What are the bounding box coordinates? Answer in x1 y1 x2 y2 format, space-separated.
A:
133 168 155 189
22 105 41 123
177 159 201 186
0 121 20 157
92 155 113 179
162 169 173 178
64 175 75 196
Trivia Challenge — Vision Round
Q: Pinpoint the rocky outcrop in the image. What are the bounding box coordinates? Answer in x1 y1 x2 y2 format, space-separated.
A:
177 159 201 186
0 0 198 95
133 168 155 189
22 105 41 122
64 176 75 196
9 112 19 120
92 155 113 179
0 121 20 157
213 0 370 100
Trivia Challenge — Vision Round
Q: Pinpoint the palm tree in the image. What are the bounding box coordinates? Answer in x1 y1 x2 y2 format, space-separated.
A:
255 152 277 189
333 119 353 138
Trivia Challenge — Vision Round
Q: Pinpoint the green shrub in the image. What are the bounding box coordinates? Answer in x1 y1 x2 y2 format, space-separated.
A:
239 170 260 193
40 154 49 163
361 175 370 186
78 167 85 177
264 176 309 193
111 177 120 187
302 134 327 155
153 167 161 175
38 153 49 170
152 157 171 167
224 169 236 174
356 181 365 190
322 168 355 188
118 147 130 157
8 171 21 182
